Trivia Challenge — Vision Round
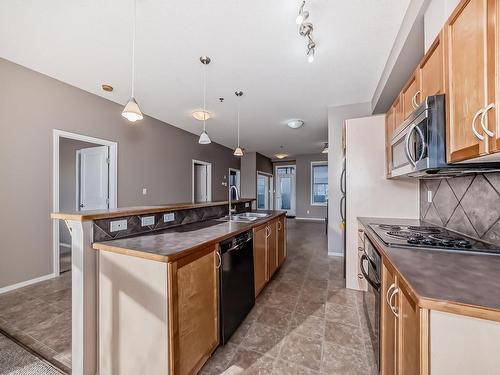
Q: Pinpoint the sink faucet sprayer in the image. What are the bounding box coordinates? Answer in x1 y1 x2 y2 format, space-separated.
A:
229 185 240 221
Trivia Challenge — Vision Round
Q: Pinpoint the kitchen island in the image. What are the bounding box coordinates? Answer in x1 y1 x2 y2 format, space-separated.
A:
358 217 500 375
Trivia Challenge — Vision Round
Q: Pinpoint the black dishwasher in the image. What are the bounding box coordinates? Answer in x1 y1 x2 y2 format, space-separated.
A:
219 230 255 344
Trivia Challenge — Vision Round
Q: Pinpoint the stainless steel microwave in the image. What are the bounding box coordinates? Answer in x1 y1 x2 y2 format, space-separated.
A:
390 95 500 178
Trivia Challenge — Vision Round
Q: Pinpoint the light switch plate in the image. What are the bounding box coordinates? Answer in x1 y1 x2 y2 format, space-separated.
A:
164 213 175 223
245 202 250 208
427 190 433 203
110 219 127 232
141 216 155 227
142 188 147 195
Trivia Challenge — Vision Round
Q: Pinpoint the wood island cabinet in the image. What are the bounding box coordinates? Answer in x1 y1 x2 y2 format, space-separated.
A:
168 245 219 375
253 216 287 297
381 262 397 375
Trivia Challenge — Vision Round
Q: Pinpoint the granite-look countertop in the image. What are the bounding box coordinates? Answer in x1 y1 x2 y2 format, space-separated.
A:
359 217 500 321
92 211 285 262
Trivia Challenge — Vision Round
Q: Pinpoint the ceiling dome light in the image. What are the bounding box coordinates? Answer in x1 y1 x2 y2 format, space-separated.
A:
197 56 212 144
322 142 329 153
275 153 288 160
234 147 244 156
192 110 211 121
122 97 143 122
287 119 304 129
198 130 211 144
122 0 143 123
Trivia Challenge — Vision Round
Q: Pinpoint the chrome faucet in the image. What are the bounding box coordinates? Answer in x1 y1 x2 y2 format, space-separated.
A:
228 185 240 221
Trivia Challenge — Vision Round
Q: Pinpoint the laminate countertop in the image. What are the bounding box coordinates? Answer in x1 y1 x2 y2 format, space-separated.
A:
51 198 255 221
359 217 500 322
92 211 285 263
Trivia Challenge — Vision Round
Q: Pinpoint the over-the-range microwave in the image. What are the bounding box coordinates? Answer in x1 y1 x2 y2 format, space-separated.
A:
390 95 500 178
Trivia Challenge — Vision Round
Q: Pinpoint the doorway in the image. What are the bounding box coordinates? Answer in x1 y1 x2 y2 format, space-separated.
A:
229 168 241 200
257 172 273 210
53 130 117 276
275 165 296 217
192 160 212 203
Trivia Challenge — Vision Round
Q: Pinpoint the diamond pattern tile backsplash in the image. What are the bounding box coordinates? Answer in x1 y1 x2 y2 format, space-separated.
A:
420 173 500 245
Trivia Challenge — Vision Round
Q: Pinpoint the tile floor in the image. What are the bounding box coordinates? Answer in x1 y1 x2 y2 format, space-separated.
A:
0 272 71 373
200 219 377 375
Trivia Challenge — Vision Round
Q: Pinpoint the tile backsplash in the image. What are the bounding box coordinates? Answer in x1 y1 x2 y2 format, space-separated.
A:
420 173 500 245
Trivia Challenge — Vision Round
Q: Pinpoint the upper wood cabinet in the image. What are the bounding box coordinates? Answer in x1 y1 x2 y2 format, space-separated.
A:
393 94 404 129
385 106 395 177
168 245 219 375
402 70 421 119
420 31 445 100
445 0 494 162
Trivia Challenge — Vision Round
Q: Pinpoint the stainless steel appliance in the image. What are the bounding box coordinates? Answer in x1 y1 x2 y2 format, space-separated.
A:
360 236 381 371
219 230 255 344
369 223 500 255
391 95 500 178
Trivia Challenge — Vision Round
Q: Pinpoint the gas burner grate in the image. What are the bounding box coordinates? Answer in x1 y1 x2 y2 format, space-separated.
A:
387 231 424 239
407 226 443 234
429 234 467 242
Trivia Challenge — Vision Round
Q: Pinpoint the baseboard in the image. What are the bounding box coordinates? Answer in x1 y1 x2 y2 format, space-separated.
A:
0 273 55 295
59 243 71 248
295 217 325 221
328 252 343 257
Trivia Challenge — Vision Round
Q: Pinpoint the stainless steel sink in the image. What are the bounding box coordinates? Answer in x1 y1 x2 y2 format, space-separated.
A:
217 212 271 222
236 212 270 218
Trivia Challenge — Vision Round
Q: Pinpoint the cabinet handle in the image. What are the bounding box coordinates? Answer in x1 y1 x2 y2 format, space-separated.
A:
216 251 221 269
278 221 282 230
358 229 364 233
358 246 364 252
386 282 396 307
472 108 485 141
480 103 496 138
357 273 364 279
265 226 270 238
389 287 400 318
411 91 420 109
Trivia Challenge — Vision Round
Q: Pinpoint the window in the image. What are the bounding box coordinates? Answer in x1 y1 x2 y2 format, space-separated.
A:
311 162 328 205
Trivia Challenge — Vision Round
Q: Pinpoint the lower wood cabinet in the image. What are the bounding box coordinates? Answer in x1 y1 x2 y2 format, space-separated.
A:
253 216 287 297
167 245 219 375
381 260 429 375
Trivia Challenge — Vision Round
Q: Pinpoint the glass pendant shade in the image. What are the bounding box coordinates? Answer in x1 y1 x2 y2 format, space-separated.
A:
122 97 143 122
198 130 211 144
233 146 244 156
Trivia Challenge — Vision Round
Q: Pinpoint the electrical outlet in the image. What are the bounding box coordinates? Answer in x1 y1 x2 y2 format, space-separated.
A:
110 219 127 232
141 216 155 227
245 202 249 208
427 190 433 203
164 213 175 223
307 210 310 214
142 188 147 195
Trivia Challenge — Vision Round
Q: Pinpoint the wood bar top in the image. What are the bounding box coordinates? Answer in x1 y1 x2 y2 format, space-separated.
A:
92 211 285 263
359 217 500 322
51 199 255 221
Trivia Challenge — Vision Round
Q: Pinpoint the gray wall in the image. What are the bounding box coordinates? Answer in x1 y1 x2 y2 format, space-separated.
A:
420 174 500 245
274 153 328 219
59 139 101 246
0 58 240 288
241 152 273 201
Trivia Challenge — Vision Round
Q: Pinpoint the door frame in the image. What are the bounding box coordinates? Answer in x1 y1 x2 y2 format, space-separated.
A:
52 129 118 277
192 159 212 203
256 171 274 210
274 164 296 216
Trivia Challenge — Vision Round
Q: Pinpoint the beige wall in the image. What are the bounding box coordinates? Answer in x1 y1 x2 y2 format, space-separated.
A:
274 153 328 219
0 58 240 288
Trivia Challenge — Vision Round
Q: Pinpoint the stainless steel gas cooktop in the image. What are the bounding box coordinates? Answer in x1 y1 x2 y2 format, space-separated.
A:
369 223 500 255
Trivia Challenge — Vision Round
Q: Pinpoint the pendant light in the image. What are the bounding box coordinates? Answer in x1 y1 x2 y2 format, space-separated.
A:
322 142 329 153
122 0 143 122
198 56 212 144
233 91 244 156
275 145 288 160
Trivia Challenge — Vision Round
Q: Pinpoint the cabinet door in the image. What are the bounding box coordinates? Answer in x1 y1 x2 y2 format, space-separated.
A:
169 245 219 375
420 31 445 100
402 70 421 119
394 95 404 131
277 216 286 267
445 0 491 162
253 223 268 297
386 106 395 177
398 284 424 375
267 220 278 278
381 262 397 375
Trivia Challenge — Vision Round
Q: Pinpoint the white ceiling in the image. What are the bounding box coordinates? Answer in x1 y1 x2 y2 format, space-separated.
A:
0 0 409 158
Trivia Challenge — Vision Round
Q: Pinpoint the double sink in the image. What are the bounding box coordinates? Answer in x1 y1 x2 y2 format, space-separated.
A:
218 212 270 223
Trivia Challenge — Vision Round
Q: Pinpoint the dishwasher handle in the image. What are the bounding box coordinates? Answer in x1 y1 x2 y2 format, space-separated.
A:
222 237 252 254
360 254 380 292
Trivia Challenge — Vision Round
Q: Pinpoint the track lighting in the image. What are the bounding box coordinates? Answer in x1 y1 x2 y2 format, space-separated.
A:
296 1 309 24
296 1 317 63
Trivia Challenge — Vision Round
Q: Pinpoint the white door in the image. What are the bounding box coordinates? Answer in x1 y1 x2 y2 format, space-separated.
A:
275 170 296 216
257 173 270 210
77 146 110 211
194 164 208 202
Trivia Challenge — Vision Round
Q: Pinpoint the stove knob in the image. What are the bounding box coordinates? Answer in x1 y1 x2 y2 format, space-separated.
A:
422 239 436 246
407 237 421 244
456 240 472 248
